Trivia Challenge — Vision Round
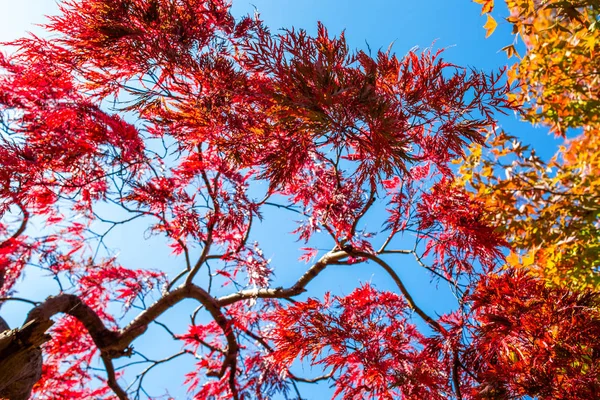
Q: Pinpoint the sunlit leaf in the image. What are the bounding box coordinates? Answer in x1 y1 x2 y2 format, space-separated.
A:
484 14 498 37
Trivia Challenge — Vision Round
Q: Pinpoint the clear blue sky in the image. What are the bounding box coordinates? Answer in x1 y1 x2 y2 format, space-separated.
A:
0 1 561 399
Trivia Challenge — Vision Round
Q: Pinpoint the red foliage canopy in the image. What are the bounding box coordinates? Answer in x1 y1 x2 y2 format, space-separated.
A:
0 1 596 399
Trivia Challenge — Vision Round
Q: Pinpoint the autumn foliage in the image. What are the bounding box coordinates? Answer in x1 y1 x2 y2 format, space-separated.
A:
0 0 598 399
469 0 600 290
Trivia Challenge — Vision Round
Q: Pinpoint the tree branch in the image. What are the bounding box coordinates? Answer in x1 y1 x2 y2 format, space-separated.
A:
452 350 463 400
25 294 119 353
349 185 376 238
217 250 349 307
0 297 40 307
21 284 242 400
0 200 29 248
101 355 129 400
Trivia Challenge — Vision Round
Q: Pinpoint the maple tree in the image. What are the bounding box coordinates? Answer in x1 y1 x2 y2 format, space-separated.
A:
1 0 599 399
467 0 600 290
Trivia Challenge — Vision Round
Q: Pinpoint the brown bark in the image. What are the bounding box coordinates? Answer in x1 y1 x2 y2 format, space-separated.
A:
0 317 50 400
0 250 350 400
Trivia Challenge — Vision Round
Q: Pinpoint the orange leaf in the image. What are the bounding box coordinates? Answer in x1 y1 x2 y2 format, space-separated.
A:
484 14 498 38
501 44 519 59
473 0 494 15
507 64 518 84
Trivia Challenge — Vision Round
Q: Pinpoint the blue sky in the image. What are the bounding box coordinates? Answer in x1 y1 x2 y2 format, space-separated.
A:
0 1 562 399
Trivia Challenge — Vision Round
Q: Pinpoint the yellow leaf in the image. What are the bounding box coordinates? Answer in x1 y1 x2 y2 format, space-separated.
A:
484 14 498 38
481 165 493 177
522 251 535 267
506 251 519 266
587 35 596 56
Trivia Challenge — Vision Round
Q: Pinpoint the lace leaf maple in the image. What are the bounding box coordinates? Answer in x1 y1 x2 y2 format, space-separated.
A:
2 1 596 399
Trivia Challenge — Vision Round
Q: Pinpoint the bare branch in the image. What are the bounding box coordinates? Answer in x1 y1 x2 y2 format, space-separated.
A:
25 294 119 353
21 284 242 400
102 355 129 400
452 350 463 400
217 250 349 307
377 229 399 254
129 351 190 399
349 185 376 238
290 371 334 384
0 297 40 307
185 208 215 286
379 249 413 255
0 200 29 248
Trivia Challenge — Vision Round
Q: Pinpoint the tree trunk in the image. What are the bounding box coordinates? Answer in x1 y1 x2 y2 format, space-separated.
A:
0 317 51 400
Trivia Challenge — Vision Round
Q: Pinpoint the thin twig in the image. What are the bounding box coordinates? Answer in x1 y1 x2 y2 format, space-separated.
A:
350 251 446 334
0 297 40 307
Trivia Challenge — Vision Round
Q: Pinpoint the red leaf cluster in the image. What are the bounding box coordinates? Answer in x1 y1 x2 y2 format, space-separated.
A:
418 178 506 277
466 271 600 399
268 285 450 399
4 1 589 400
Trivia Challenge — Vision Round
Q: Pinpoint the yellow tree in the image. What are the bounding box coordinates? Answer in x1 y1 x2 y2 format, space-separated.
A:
463 0 600 290
475 0 600 132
